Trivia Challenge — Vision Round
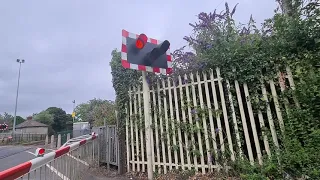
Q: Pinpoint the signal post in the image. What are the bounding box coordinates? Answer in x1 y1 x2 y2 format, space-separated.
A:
121 30 172 180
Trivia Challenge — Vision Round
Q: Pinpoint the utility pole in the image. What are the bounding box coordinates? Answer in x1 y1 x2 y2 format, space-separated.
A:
13 59 25 133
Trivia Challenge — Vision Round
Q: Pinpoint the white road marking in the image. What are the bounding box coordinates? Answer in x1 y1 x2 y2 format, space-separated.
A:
66 154 89 166
26 151 36 156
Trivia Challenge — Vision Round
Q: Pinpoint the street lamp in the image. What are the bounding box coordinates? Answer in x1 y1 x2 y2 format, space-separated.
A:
13 59 25 133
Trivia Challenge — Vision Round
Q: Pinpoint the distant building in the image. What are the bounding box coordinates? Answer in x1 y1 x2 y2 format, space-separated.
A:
15 116 48 134
73 122 90 137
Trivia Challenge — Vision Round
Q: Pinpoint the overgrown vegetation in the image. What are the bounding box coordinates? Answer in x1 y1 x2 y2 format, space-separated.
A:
111 0 320 179
74 98 116 126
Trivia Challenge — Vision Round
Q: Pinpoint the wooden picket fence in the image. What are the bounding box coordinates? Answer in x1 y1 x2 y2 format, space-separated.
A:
126 67 296 174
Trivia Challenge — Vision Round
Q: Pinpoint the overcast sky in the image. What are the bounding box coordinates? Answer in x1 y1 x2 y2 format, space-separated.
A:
0 0 277 118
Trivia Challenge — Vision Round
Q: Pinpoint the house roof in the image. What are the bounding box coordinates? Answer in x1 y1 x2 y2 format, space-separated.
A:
15 120 48 129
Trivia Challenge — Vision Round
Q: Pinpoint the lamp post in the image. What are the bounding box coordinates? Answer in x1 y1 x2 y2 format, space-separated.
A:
13 59 25 133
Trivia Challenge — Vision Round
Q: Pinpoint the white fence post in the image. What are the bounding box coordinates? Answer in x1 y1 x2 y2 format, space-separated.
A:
50 135 55 149
57 134 61 148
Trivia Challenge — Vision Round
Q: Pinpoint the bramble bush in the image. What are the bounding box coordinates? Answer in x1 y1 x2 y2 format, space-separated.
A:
111 0 320 179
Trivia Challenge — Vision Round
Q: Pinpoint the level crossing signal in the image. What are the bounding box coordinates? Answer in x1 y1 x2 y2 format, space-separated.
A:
0 123 8 130
121 29 172 74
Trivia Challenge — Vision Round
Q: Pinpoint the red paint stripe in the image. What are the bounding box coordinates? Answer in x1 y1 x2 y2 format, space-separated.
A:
121 44 127 53
138 65 146 71
55 146 70 158
150 38 157 44
166 68 173 74
121 60 130 69
0 161 32 180
122 29 129 37
153 67 160 73
167 55 172 61
80 139 86 146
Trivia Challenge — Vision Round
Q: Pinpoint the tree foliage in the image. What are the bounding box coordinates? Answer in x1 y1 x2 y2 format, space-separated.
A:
0 113 25 126
74 98 116 126
110 0 320 178
33 110 55 135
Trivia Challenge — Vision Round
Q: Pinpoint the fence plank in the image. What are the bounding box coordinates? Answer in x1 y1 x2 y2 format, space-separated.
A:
203 72 218 171
190 73 205 173
137 86 145 172
243 83 262 164
178 75 191 170
234 80 254 164
157 81 167 173
168 78 179 169
286 67 300 108
162 79 173 171
262 84 279 149
226 80 242 156
257 109 271 157
129 88 135 171
269 80 285 134
185 74 198 170
133 87 141 172
152 85 161 173
173 77 185 170
210 70 225 161
197 72 211 170
217 68 235 161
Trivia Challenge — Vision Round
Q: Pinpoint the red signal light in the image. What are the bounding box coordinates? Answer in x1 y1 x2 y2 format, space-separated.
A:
35 148 45 156
136 34 148 49
39 148 45 155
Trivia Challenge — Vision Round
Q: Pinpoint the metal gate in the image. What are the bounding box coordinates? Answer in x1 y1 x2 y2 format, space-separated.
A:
92 125 119 167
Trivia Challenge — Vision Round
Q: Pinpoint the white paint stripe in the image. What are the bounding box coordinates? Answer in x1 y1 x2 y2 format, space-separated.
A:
46 164 70 180
29 151 56 171
66 154 89 166
121 52 127 60
122 36 127 44
160 68 166 75
146 66 153 72
167 61 172 68
130 64 138 70
166 50 171 55
128 32 136 39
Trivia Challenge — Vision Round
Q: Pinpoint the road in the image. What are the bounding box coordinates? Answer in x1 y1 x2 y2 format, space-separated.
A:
0 145 39 171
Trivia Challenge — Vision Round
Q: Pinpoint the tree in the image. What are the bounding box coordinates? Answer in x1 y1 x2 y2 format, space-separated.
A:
0 113 24 126
33 110 54 125
75 98 116 126
45 107 72 133
15 116 25 125
92 100 116 126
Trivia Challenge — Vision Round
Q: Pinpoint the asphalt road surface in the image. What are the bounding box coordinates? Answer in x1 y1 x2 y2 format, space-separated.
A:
0 145 39 171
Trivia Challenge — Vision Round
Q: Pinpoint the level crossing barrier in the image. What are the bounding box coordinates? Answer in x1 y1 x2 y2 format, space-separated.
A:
0 133 99 180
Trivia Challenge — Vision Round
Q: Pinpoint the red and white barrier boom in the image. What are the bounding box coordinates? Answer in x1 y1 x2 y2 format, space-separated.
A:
0 133 97 180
